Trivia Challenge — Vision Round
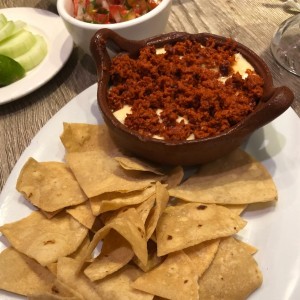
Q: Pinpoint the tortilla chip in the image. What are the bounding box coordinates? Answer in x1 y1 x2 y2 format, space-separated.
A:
29 279 84 299
57 257 102 299
132 250 198 300
78 208 148 269
0 211 88 266
133 239 164 272
66 150 160 198
84 230 134 281
198 237 263 299
115 156 164 175
0 248 55 296
60 123 119 155
90 185 156 215
66 201 95 229
135 195 156 224
236 239 258 255
169 149 278 204
145 182 169 240
165 166 184 189
222 204 248 215
16 158 87 212
156 203 247 256
184 239 220 278
94 264 154 300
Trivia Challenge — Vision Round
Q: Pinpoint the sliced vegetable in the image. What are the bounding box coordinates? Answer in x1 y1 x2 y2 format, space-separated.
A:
0 30 36 58
0 14 7 29
0 54 25 86
0 21 15 42
14 35 47 71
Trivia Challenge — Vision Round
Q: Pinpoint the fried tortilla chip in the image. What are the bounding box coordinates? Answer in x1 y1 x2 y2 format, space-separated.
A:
165 166 184 189
84 230 134 281
66 201 95 229
0 248 55 296
16 158 87 212
156 203 247 256
135 195 156 224
184 239 220 278
169 149 278 204
0 211 88 266
66 150 161 198
60 123 119 155
95 264 154 300
115 156 164 175
78 208 148 269
145 182 169 240
57 257 102 299
89 185 156 215
132 250 198 300
198 237 263 299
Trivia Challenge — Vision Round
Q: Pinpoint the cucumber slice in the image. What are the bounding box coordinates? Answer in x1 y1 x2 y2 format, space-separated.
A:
0 30 36 58
10 20 27 36
0 54 25 86
0 21 15 42
0 14 7 30
14 35 47 71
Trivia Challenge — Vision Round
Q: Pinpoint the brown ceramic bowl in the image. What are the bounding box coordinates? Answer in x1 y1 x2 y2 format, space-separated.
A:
90 29 294 166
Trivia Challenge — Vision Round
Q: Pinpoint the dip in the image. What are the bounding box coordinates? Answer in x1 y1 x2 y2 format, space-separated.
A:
108 38 264 141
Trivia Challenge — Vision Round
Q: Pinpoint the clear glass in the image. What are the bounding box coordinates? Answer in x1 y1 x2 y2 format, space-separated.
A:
270 14 300 76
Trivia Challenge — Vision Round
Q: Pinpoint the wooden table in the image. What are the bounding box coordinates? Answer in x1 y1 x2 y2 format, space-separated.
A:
0 0 299 191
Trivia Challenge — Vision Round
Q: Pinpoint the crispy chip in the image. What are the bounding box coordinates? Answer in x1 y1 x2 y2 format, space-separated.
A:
115 156 164 175
60 123 119 155
66 202 95 229
184 239 220 278
145 182 169 240
169 149 278 204
94 264 154 300
0 211 88 266
57 257 102 299
198 237 263 299
16 158 87 212
132 250 198 300
156 203 247 256
0 248 55 296
90 185 156 215
66 151 160 198
84 230 134 281
165 166 184 189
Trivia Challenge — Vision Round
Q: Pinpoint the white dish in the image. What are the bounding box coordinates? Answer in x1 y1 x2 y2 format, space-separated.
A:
0 84 300 299
0 7 73 105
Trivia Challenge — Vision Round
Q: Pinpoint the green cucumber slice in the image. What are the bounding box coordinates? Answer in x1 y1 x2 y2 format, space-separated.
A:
0 29 36 58
0 14 7 30
14 35 47 71
0 54 25 86
0 21 15 42
10 20 27 36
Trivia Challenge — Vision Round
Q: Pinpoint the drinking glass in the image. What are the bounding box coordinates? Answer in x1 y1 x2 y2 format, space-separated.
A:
270 13 300 76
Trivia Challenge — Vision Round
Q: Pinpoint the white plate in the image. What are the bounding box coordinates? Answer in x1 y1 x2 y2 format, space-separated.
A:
0 7 73 105
0 84 300 299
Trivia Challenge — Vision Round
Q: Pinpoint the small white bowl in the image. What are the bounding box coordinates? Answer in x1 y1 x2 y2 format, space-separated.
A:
57 0 172 55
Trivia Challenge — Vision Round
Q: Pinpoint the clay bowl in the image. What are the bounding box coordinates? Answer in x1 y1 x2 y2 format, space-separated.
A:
90 29 294 166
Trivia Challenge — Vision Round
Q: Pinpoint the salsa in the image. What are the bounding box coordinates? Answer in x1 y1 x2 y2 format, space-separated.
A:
73 0 161 24
108 38 264 141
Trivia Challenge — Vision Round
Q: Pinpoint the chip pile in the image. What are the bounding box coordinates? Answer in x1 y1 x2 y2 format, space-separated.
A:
0 123 278 299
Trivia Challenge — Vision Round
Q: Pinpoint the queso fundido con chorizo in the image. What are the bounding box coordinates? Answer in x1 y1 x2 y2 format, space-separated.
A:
108 38 264 141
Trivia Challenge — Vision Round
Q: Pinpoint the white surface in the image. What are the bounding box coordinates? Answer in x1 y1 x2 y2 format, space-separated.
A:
57 0 172 55
0 7 73 105
0 84 300 299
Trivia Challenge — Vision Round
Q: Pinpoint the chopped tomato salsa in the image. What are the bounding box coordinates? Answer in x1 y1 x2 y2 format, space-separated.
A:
73 0 161 24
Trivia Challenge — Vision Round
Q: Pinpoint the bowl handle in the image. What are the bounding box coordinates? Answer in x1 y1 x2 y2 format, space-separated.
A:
235 86 294 136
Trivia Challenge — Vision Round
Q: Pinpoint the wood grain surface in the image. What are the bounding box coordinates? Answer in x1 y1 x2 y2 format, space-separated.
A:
0 0 299 190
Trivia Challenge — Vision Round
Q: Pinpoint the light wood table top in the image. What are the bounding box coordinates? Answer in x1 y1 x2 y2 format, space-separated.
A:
1 0 299 190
